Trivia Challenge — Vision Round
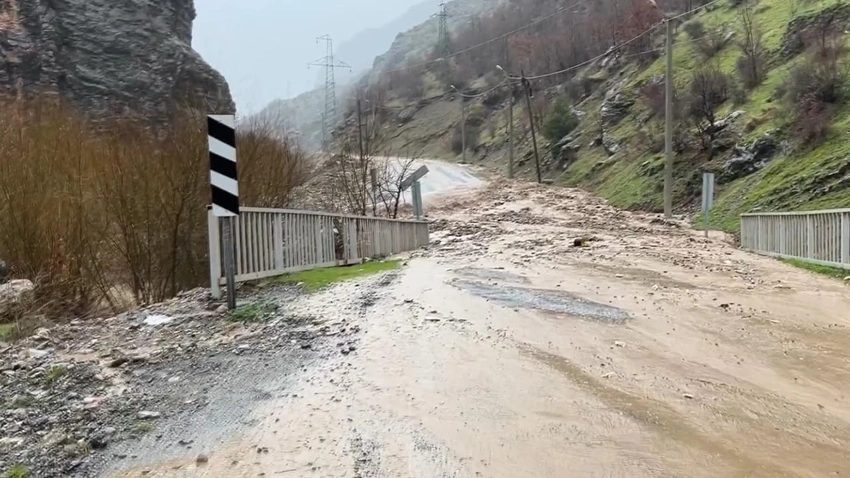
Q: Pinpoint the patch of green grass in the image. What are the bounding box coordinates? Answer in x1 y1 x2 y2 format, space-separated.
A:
46 365 66 384
4 464 29 478
274 260 401 291
134 421 155 434
228 302 279 323
9 394 33 409
0 323 16 342
781 258 849 280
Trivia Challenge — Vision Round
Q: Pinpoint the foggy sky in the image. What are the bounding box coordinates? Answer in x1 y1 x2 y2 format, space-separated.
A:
193 0 426 113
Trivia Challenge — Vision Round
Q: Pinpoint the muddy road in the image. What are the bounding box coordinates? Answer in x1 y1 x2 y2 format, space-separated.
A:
109 178 850 477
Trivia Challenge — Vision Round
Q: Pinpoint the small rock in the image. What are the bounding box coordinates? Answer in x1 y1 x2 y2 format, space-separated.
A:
137 411 161 420
683 393 695 399
216 304 228 314
613 341 625 348
196 454 209 464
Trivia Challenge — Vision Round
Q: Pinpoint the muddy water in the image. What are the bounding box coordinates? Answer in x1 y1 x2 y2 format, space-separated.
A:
452 277 631 324
108 179 850 477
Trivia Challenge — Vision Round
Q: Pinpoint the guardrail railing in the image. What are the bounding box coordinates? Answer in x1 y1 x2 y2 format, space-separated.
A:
740 209 850 269
208 207 429 298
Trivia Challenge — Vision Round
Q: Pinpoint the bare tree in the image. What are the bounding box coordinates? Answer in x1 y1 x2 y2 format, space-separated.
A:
687 65 731 157
736 3 768 89
375 156 420 219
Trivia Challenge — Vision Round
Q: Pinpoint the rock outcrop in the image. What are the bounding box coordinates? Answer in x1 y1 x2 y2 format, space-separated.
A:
0 0 234 119
720 132 782 183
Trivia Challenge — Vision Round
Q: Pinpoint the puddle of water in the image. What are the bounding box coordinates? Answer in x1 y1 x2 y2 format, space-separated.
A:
452 267 530 284
452 279 630 324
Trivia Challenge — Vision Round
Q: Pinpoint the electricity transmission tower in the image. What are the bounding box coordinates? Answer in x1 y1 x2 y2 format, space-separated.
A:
434 2 450 57
309 35 350 149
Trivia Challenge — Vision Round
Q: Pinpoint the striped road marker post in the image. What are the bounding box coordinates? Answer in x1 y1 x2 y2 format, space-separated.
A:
208 115 239 309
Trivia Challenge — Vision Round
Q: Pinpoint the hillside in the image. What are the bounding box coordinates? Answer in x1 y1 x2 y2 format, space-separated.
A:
253 0 502 150
348 0 850 232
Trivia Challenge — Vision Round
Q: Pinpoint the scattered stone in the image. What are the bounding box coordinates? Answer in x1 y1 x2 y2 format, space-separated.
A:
0 279 35 315
143 314 174 326
196 454 209 464
137 411 161 420
683 393 695 399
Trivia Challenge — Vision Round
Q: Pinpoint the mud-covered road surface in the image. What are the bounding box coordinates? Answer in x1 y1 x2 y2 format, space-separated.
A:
108 176 850 477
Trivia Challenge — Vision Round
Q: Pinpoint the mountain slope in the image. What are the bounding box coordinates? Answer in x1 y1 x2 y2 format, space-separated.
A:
356 0 850 232
253 0 501 150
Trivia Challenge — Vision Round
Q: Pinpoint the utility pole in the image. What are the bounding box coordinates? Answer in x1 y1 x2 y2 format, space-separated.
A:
664 19 674 219
357 98 367 215
508 86 515 179
501 50 515 179
521 73 542 184
460 99 467 162
309 35 350 151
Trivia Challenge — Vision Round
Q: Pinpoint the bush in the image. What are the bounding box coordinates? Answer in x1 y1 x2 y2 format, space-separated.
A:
785 55 849 144
736 4 768 89
451 122 480 155
542 96 579 141
686 66 733 155
0 99 308 319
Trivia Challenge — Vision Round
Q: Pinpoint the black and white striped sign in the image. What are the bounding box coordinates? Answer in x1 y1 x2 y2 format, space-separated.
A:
208 115 239 217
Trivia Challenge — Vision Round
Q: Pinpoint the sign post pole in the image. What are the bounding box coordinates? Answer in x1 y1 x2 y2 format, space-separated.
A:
208 114 240 309
702 172 715 238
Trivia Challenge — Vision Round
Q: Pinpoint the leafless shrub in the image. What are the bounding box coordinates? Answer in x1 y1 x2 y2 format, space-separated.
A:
0 98 308 319
686 65 732 156
784 47 849 145
736 3 768 89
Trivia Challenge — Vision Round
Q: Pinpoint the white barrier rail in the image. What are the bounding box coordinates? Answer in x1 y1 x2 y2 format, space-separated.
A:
740 209 850 269
208 207 429 298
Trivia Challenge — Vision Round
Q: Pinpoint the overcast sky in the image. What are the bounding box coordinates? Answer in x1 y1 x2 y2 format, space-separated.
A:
193 0 425 113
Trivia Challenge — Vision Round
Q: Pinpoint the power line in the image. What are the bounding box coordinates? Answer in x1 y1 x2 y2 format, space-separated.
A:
510 0 729 82
452 79 511 99
379 0 592 76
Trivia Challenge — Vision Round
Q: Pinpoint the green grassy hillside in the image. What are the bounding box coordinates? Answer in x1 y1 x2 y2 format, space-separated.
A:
371 0 850 233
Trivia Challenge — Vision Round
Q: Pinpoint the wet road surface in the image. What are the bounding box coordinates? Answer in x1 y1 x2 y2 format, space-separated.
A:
108 177 850 477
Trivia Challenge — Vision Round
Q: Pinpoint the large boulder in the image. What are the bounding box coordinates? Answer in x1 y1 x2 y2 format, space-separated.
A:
601 131 621 156
720 132 782 183
600 94 635 126
0 279 34 317
0 0 234 120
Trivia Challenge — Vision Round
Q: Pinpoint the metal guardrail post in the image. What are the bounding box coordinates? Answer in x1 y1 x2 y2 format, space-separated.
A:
842 212 850 265
207 207 222 299
807 215 815 259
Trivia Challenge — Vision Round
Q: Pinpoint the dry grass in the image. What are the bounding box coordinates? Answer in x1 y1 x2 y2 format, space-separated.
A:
0 99 308 331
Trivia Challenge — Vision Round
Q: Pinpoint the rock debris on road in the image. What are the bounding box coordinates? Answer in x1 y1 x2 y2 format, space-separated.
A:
4 171 850 477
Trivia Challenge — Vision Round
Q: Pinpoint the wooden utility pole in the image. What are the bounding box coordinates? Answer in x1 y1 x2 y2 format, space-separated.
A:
664 19 674 219
357 98 368 215
521 73 542 184
460 100 467 162
508 86 515 179
505 47 515 179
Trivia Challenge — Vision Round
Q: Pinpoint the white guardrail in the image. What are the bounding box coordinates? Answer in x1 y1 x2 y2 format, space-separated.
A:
740 209 850 269
208 207 429 298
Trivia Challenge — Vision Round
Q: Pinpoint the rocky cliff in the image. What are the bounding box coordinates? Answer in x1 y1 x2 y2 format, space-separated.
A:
0 0 234 119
